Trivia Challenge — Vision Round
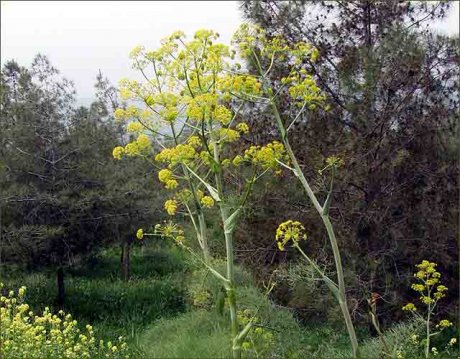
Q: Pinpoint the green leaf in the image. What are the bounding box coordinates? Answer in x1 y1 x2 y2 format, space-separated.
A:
184 164 221 202
224 208 241 234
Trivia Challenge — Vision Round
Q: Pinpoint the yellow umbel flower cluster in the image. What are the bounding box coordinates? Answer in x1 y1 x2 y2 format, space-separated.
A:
0 284 128 359
126 121 143 133
200 195 214 208
187 135 202 148
112 146 124 160
112 134 151 160
243 141 288 171
402 260 452 326
164 199 178 216
217 74 262 98
233 23 318 64
236 122 250 134
158 168 178 190
155 144 197 166
275 220 307 251
282 70 326 107
218 128 240 143
154 221 186 246
136 228 144 240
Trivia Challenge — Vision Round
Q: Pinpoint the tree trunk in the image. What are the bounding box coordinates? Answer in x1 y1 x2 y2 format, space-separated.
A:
121 241 131 281
56 267 65 308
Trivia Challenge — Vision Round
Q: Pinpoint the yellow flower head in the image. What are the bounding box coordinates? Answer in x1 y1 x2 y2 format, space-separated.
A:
136 229 144 240
114 108 126 122
127 121 143 133
219 128 240 143
112 146 124 160
136 134 151 150
124 142 140 156
154 221 185 246
402 303 417 312
165 179 178 190
158 168 173 183
236 122 250 134
164 199 178 216
187 135 202 148
244 141 288 171
200 196 214 208
275 220 307 251
325 155 345 168
438 319 452 328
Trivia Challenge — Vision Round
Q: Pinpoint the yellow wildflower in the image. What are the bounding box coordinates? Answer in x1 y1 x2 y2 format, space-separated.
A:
114 108 126 122
136 134 151 150
402 303 417 312
136 229 144 240
164 199 178 216
200 196 214 208
187 135 202 148
112 146 124 160
127 121 143 133
438 319 452 328
124 142 140 156
219 128 240 143
236 122 249 134
165 179 178 189
275 220 307 251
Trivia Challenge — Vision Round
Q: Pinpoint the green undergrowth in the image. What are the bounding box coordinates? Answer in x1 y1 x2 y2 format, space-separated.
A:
3 242 457 358
0 240 188 357
138 262 348 358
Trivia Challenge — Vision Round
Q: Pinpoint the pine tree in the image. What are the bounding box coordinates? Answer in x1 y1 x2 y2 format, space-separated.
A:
240 0 458 322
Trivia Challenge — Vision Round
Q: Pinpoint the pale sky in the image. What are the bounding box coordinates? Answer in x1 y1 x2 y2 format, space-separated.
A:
1 1 459 106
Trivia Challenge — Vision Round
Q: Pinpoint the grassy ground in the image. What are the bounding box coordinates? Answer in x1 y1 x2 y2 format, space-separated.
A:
2 241 458 358
1 240 188 356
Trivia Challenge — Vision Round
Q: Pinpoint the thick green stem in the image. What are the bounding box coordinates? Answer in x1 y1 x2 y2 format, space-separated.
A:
426 305 431 358
323 215 359 358
210 128 240 359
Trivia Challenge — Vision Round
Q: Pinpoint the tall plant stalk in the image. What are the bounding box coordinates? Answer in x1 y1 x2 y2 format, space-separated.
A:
251 51 359 358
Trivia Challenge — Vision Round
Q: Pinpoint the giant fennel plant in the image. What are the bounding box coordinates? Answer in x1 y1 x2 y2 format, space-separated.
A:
230 24 360 358
112 29 286 359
